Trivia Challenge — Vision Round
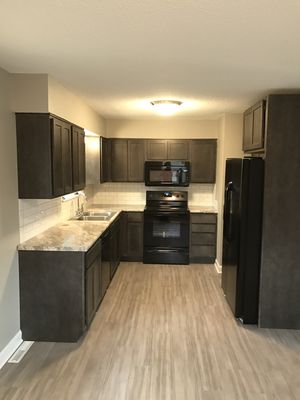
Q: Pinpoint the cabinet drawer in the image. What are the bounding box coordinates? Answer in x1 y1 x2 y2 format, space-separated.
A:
127 212 143 222
191 245 216 258
191 224 216 233
191 232 216 245
85 239 101 267
191 213 217 224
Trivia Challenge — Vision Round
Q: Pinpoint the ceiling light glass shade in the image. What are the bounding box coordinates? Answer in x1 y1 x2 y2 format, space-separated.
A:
151 100 182 116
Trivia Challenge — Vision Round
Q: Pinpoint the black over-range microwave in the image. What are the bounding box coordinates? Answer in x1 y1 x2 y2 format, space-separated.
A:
144 161 190 187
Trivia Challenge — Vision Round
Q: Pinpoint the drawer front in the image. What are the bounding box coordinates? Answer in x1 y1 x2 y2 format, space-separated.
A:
127 212 143 222
86 239 101 267
191 213 217 224
191 245 216 258
191 224 216 233
191 232 216 246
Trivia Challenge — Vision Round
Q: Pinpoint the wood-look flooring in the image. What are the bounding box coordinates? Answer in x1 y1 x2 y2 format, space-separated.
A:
0 263 300 400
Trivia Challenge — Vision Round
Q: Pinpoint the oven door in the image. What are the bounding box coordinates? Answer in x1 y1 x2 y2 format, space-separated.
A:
144 211 190 248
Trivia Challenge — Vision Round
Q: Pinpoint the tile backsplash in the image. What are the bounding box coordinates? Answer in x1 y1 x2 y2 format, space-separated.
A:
92 183 216 207
18 183 216 242
19 185 94 242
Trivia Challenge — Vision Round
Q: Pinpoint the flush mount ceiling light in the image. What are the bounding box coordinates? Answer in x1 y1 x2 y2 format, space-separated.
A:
150 100 183 116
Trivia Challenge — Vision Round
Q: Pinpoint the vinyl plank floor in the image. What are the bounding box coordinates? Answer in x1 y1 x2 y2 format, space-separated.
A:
0 263 299 400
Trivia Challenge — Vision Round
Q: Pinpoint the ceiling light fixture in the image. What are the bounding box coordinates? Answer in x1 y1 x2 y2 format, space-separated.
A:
151 100 183 116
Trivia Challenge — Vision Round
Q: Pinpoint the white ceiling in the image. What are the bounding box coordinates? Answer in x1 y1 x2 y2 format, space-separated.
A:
1 0 300 119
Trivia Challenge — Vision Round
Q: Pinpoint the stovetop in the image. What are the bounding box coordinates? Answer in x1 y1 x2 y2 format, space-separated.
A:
145 190 189 213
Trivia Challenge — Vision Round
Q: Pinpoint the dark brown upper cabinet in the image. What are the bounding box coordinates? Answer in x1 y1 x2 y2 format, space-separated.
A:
146 140 168 160
16 113 82 199
100 137 111 183
189 139 217 183
128 139 145 182
72 125 86 192
243 100 266 153
111 139 128 181
146 139 189 160
52 117 72 197
167 140 189 160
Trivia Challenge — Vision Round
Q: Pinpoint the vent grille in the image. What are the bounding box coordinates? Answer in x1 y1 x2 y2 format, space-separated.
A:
8 341 34 364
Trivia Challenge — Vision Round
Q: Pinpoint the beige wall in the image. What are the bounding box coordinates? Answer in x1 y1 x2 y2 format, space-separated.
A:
48 76 105 135
106 118 218 138
10 73 48 112
0 67 21 352
216 113 243 267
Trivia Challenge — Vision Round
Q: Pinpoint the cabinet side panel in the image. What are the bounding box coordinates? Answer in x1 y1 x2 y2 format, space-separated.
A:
259 95 300 329
16 113 52 198
19 251 85 342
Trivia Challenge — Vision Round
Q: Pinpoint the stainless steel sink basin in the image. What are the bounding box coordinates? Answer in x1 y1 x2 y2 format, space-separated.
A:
71 210 117 222
82 211 116 217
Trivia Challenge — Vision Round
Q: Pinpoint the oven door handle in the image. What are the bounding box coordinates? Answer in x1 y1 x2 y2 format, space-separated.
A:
144 212 189 217
148 249 185 253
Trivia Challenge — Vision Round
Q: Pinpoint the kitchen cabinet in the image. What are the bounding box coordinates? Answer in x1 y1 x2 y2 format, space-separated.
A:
16 113 85 198
146 140 168 160
111 139 128 181
110 215 121 278
128 139 145 182
259 94 300 329
18 214 122 342
146 139 189 160
19 250 86 342
101 229 112 298
72 125 86 191
189 139 217 183
100 136 111 182
121 212 143 262
167 140 189 159
243 100 266 153
52 117 73 197
85 239 102 326
99 138 215 184
102 139 145 182
190 213 217 263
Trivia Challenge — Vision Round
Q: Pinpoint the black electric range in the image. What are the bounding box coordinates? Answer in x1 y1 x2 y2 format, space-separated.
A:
143 191 190 264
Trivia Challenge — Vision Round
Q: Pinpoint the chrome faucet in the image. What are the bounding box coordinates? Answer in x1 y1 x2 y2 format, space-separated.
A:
76 191 87 217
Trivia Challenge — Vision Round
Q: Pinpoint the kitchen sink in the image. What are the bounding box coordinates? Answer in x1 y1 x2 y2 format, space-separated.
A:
71 211 118 221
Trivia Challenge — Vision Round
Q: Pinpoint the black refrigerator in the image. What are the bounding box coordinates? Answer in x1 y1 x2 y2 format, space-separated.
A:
222 157 264 324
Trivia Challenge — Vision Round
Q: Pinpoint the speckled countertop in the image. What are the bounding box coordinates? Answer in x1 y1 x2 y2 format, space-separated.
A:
189 205 218 213
18 203 217 252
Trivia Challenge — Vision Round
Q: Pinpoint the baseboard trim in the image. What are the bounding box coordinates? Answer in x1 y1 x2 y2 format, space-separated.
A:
214 259 222 274
0 331 23 370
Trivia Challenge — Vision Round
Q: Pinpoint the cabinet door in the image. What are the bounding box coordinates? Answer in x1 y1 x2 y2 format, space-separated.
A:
190 140 217 183
146 140 168 160
128 140 145 182
110 220 121 278
243 108 253 151
127 222 143 261
167 140 189 160
252 101 265 151
100 137 111 182
72 125 86 191
111 139 128 181
52 118 72 196
101 233 111 297
85 261 95 326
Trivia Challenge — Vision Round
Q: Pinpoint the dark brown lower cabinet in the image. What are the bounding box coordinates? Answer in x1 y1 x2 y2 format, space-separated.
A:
85 239 102 326
121 212 144 262
18 216 122 343
190 213 217 263
19 250 86 342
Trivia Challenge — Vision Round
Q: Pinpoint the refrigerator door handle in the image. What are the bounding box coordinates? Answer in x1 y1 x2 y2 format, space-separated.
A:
224 182 234 240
